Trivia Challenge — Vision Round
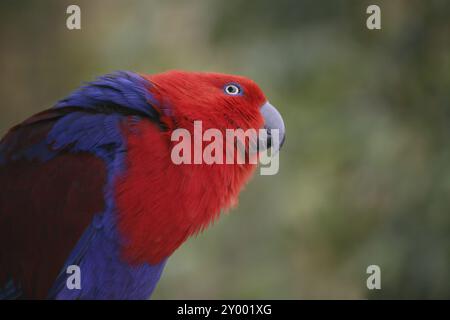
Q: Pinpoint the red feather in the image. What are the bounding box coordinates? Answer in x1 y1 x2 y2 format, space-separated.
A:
116 71 266 264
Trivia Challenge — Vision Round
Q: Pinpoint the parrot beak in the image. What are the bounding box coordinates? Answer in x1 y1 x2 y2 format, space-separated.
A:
260 101 286 154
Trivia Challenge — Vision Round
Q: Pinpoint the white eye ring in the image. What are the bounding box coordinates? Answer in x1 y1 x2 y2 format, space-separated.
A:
224 84 242 96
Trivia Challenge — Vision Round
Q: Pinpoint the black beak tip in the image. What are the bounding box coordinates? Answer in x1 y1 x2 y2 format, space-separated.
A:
262 130 285 151
280 133 286 149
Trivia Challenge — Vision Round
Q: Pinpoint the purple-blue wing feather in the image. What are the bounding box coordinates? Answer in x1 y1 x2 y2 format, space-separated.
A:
0 71 167 299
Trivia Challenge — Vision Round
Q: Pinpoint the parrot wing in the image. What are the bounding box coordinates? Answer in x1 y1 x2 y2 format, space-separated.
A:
0 108 120 299
0 72 164 299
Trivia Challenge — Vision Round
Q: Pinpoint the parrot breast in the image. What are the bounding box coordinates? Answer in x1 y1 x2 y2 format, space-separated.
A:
115 120 257 264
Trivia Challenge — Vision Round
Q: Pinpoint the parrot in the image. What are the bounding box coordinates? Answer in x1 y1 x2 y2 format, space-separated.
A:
0 70 285 299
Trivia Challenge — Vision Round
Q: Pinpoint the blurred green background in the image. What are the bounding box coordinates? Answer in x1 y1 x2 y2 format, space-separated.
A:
1 0 450 299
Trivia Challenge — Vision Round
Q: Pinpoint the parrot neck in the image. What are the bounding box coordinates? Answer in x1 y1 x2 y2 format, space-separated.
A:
115 120 256 265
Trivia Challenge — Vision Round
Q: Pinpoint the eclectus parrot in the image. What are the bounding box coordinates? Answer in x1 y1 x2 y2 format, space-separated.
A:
0 71 285 299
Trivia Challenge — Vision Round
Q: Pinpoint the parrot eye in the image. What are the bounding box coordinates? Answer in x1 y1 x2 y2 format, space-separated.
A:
224 84 242 96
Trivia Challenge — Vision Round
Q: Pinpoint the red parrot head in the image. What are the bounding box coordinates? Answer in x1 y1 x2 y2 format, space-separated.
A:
145 70 285 153
113 70 286 263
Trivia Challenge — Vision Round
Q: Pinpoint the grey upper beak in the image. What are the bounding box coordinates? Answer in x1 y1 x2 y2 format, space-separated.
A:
260 101 286 153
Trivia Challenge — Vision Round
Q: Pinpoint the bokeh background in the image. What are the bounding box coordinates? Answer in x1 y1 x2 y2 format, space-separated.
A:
1 0 450 299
